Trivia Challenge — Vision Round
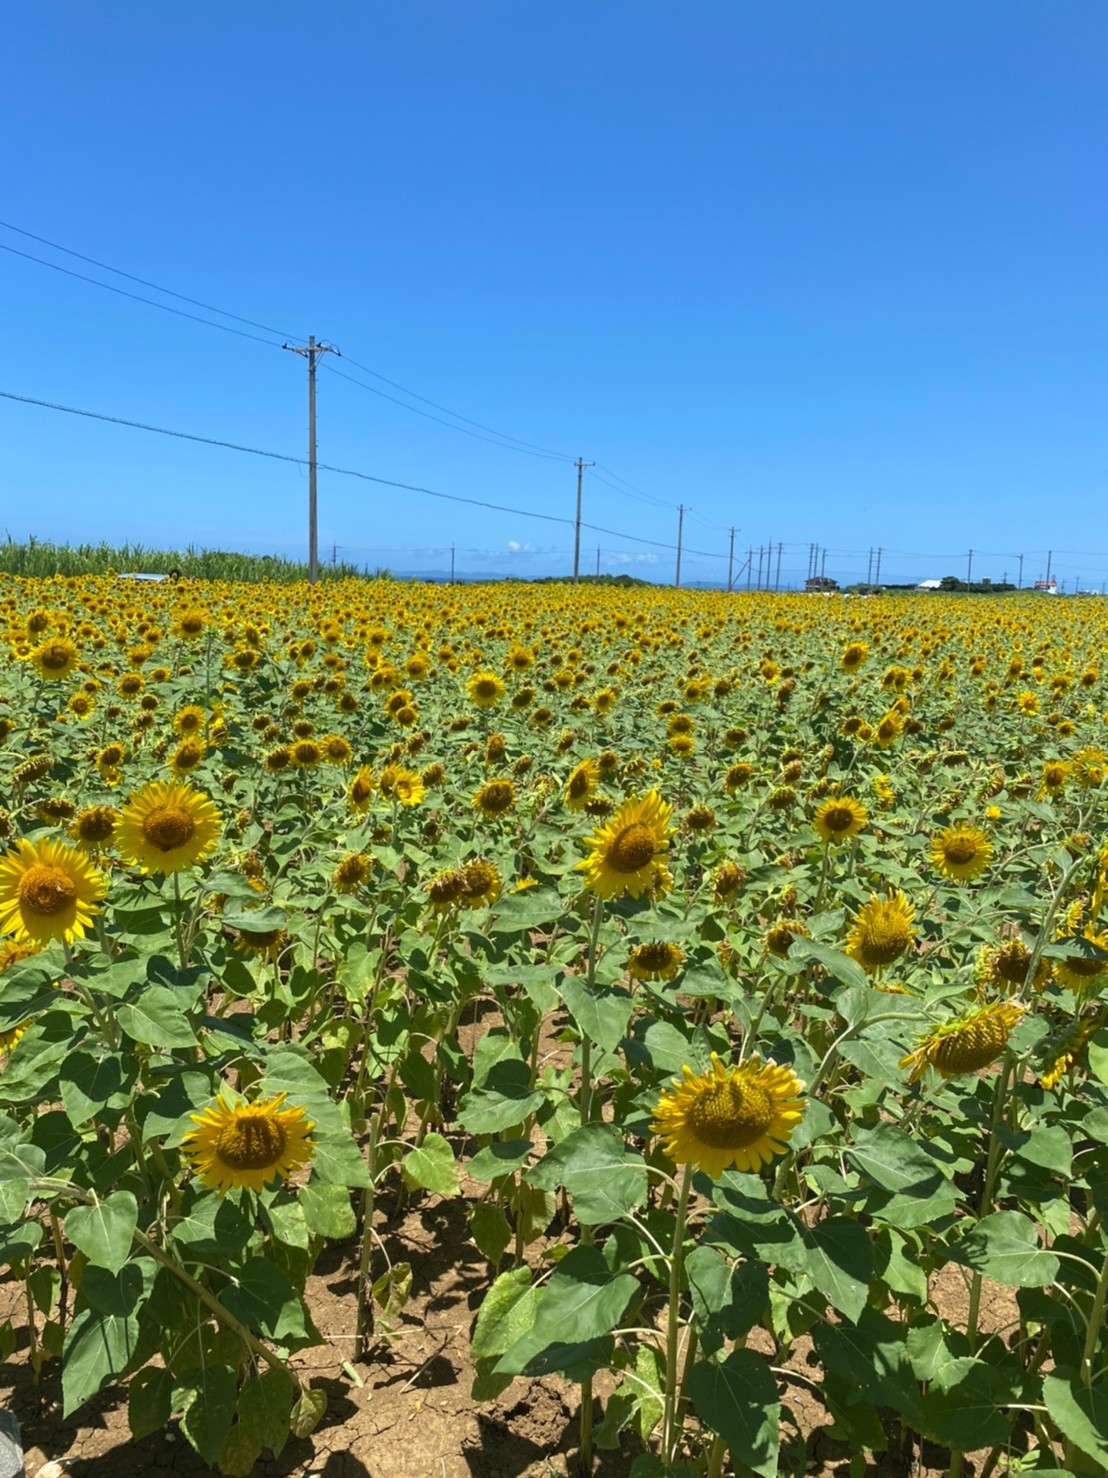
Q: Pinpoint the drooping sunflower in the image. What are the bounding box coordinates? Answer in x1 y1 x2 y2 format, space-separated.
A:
651 1053 806 1179
930 825 993 883
347 766 375 813
233 926 288 963
0 837 105 945
1053 916 1108 992
183 1092 315 1196
168 738 206 778
332 851 372 893
321 734 353 766
1040 1018 1099 1091
30 637 79 681
812 796 868 845
713 860 746 902
627 940 685 981
467 671 506 709
576 789 674 901
976 938 1050 994
289 738 322 769
764 919 811 958
899 1001 1025 1083
459 858 502 908
473 778 516 818
840 641 869 673
117 780 222 874
1039 760 1068 800
845 892 917 975
872 710 904 749
67 804 120 854
426 867 466 912
564 758 600 811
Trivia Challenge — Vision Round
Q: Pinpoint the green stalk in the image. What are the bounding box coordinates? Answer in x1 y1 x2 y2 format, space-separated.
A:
1081 1249 1108 1388
661 1164 694 1465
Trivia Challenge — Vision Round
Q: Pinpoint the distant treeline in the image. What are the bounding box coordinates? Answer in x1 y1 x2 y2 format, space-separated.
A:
0 538 364 583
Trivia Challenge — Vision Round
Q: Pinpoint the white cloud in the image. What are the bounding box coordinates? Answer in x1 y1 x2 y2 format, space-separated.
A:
507 539 520 552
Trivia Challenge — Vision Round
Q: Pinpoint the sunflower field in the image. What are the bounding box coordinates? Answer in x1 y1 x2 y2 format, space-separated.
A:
1 575 1108 1477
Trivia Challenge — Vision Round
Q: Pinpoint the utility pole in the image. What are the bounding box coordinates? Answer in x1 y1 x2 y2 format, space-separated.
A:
450 544 455 585
572 458 596 584
874 547 882 586
775 542 783 592
595 546 600 577
283 334 341 583
820 547 828 579
967 549 973 586
1045 549 1053 586
756 546 764 591
1017 553 1023 590
866 548 873 585
727 527 736 592
331 543 337 568
675 505 686 588
746 548 753 591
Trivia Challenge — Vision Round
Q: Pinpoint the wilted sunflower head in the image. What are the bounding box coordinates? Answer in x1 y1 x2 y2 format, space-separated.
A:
713 860 746 902
333 852 372 893
764 919 811 958
473 778 516 818
626 940 685 981
459 859 502 908
426 867 466 912
900 1001 1024 1083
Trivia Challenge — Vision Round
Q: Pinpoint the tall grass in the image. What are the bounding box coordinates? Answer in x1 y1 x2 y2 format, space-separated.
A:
0 537 366 582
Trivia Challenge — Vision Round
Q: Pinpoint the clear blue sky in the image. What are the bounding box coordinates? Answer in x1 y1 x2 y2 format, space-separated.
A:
2 3 1106 589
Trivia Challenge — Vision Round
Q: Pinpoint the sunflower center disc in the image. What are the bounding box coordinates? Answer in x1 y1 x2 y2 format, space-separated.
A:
823 806 855 834
18 864 77 916
858 912 910 966
41 646 71 671
216 1115 288 1170
609 823 657 873
568 772 590 800
142 804 197 851
932 1018 1009 1075
944 836 979 864
687 1079 774 1149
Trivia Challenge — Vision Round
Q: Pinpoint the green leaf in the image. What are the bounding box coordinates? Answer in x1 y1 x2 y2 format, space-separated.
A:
401 1132 459 1196
289 1385 327 1439
557 976 633 1052
298 1181 356 1240
177 1363 237 1462
633 1343 666 1442
802 1217 873 1322
812 1307 923 1427
525 1123 647 1225
471 1267 536 1363
129 1366 174 1441
918 1356 1014 1450
496 1245 638 1377
170 1190 251 1258
467 1138 533 1181
486 886 565 933
237 1367 293 1459
1043 1368 1108 1466
795 940 871 994
115 986 199 1048
469 1202 513 1267
688 1349 780 1478
948 1211 1060 1287
65 1191 138 1274
459 1057 545 1135
216 1424 263 1478
63 1303 140 1414
221 1258 309 1343
847 1122 957 1230
58 1051 139 1125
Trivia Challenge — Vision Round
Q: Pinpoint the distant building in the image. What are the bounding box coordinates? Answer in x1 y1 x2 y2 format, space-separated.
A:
804 575 839 591
917 579 942 591
1034 579 1057 592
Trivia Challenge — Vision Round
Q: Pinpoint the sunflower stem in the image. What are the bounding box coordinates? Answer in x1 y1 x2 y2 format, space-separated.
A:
661 1163 694 1464
1080 1246 1108 1388
578 895 604 1127
172 871 187 971
814 840 832 912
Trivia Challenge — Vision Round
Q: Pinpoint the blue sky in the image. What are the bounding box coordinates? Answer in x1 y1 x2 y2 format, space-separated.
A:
2 3 1106 589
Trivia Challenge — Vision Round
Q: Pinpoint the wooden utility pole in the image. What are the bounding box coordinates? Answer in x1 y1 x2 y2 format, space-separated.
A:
774 542 783 592
727 526 736 591
450 544 456 585
874 547 882 586
1017 553 1024 589
746 547 753 591
595 546 601 577
283 334 340 583
572 458 596 583
967 549 974 586
675 505 686 588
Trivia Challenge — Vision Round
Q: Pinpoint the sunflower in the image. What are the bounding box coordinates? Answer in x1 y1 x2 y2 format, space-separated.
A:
183 1092 315 1196
96 743 126 785
1040 1019 1099 1091
564 758 600 811
684 805 716 833
392 770 425 807
930 825 993 883
30 637 79 681
333 852 372 893
713 860 745 902
263 745 292 773
321 734 353 766
764 919 811 958
976 938 1051 994
234 926 288 963
459 858 502 908
1072 747 1108 789
846 892 917 975
348 766 375 814
426 867 466 912
1039 760 1068 800
117 780 222 874
1053 918 1108 992
0 1021 28 1053
169 737 206 777
840 642 869 672
899 1001 1025 1083
812 796 868 845
467 671 506 708
289 739 322 769
872 711 904 748
627 941 685 981
67 805 120 853
651 1053 806 1179
576 789 674 901
171 608 208 641
0 837 105 945
473 778 516 818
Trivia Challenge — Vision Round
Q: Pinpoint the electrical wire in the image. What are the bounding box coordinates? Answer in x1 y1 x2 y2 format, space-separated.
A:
0 241 289 350
0 218 306 342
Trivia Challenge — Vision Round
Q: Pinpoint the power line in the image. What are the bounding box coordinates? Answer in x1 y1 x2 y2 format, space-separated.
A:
593 462 671 510
0 218 306 342
0 387 725 557
320 361 569 462
0 240 288 350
